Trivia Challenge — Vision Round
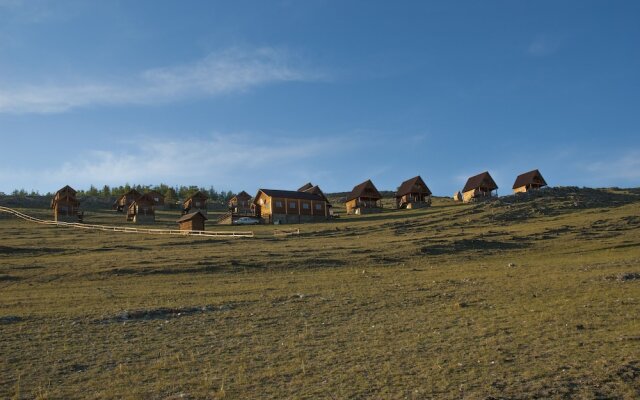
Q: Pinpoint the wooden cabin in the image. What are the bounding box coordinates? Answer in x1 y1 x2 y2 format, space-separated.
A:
461 171 498 203
395 176 432 209
183 191 208 215
513 169 547 193
253 189 330 224
146 190 165 208
51 185 81 222
453 191 463 202
345 179 382 215
228 191 253 215
177 211 207 231
127 193 155 223
113 189 141 212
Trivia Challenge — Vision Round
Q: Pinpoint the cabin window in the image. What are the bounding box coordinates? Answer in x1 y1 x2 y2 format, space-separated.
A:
275 201 283 208
315 204 322 210
302 203 309 209
289 201 296 209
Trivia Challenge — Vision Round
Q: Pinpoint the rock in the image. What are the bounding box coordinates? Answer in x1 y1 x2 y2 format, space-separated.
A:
508 263 516 267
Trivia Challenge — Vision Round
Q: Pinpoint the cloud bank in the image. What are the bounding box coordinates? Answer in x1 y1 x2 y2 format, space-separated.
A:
0 47 321 113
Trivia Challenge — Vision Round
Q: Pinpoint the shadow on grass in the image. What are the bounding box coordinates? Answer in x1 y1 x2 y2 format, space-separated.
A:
0 245 66 255
420 238 529 255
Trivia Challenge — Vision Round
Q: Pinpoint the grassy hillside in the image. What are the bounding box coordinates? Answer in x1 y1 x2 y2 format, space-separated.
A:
1 187 639 399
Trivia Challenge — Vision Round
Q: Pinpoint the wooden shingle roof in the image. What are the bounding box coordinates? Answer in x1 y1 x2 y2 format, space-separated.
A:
234 190 252 200
346 179 382 202
185 191 208 202
513 169 547 189
395 176 432 198
255 189 327 202
297 182 314 192
462 171 498 193
176 211 208 223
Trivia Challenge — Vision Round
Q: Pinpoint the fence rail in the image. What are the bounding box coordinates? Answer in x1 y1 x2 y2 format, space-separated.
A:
0 206 254 238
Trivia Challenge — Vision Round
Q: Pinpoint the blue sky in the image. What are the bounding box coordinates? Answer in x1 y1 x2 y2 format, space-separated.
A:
1 1 639 195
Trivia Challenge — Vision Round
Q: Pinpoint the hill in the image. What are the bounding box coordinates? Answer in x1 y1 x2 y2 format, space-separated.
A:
1 187 639 398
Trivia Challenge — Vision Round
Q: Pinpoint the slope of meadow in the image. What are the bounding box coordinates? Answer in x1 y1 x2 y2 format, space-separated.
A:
1 188 639 399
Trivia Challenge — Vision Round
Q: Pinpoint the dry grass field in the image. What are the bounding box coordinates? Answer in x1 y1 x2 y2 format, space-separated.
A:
1 187 639 399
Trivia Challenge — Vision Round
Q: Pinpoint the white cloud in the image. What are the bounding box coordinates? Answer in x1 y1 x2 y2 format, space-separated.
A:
0 47 322 114
0 132 355 193
582 150 640 183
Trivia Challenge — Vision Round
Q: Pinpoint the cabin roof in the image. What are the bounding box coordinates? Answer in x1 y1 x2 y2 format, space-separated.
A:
512 169 547 189
234 190 252 200
129 193 155 207
302 185 331 204
185 191 208 201
462 171 498 193
297 182 314 192
255 189 327 203
176 211 208 223
146 190 164 198
395 176 432 198
346 179 382 202
55 185 77 195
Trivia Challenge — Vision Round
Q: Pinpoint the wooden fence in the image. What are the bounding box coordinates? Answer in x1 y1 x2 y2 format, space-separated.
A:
0 206 254 238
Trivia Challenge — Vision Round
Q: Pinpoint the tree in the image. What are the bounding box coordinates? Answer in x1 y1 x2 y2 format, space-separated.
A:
102 185 111 198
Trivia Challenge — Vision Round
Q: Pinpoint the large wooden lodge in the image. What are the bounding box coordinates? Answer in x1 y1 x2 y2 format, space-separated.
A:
253 188 331 224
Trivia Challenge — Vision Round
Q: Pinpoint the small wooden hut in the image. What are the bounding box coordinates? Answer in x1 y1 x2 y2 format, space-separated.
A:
183 191 208 215
253 188 330 224
51 185 81 222
113 189 141 212
395 176 432 209
177 211 207 231
461 171 498 203
127 193 155 223
513 169 547 193
228 191 253 215
345 179 382 215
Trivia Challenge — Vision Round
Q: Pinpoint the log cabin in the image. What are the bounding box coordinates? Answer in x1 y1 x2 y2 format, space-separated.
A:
183 191 208 215
513 169 547 193
345 179 382 215
113 189 141 212
461 171 498 203
177 211 207 231
51 185 81 222
253 189 330 224
395 176 432 209
228 191 253 215
127 193 155 223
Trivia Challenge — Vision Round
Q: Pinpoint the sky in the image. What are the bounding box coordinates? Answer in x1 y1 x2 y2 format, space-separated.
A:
1 0 639 195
